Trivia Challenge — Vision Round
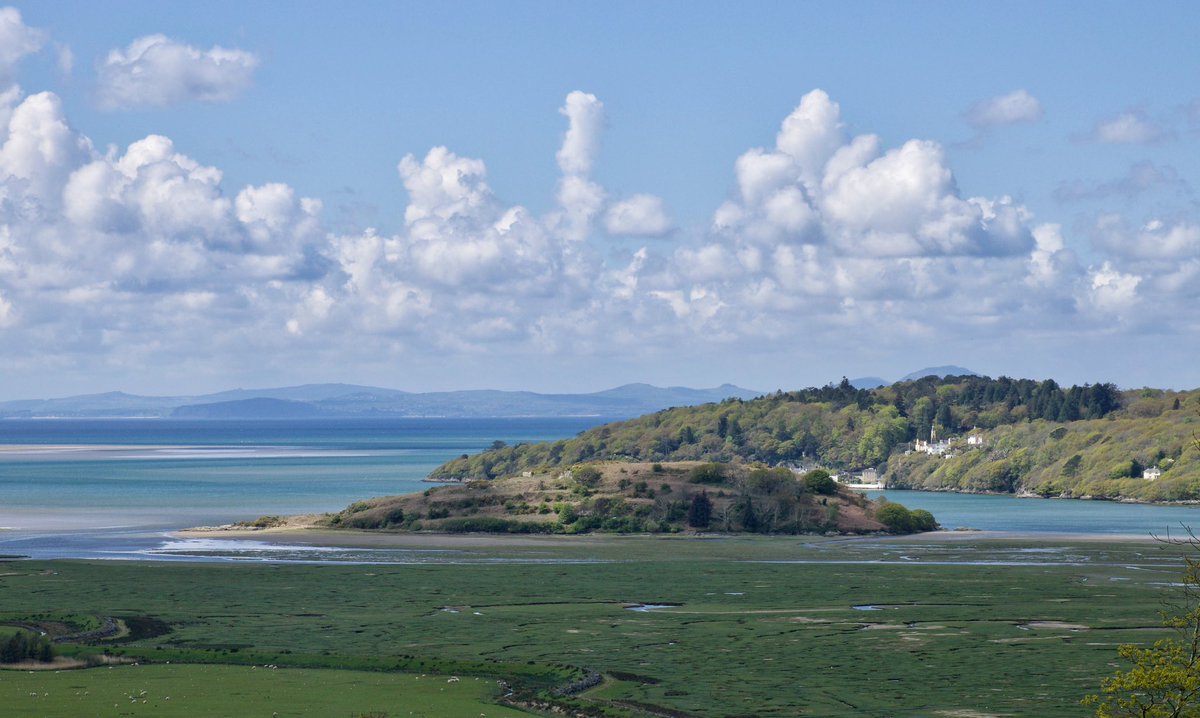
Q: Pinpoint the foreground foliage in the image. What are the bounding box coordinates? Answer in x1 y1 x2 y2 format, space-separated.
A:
1085 463 1200 718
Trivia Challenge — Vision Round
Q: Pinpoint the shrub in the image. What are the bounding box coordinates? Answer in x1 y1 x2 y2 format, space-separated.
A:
438 517 555 534
690 463 726 484
875 502 938 533
573 465 603 487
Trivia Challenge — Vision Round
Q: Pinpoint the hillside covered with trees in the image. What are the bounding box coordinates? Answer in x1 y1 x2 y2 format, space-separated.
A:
330 461 935 535
428 376 1200 502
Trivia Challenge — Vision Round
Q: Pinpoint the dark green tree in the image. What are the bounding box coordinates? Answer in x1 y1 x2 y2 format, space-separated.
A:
739 496 760 532
936 403 954 431
801 469 837 495
687 492 712 529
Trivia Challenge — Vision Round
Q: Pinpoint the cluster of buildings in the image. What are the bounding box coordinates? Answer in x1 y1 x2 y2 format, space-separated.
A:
829 467 882 489
909 429 984 459
908 428 1166 482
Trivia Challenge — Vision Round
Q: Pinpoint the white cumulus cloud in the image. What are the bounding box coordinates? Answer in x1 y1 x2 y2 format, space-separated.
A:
1 80 1193 390
605 194 672 237
1091 214 1200 262
0 7 44 84
96 34 259 110
713 89 1034 258
556 91 605 175
1086 262 1140 314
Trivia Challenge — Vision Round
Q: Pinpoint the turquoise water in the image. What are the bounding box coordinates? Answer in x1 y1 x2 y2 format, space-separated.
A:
868 489 1200 537
3 418 1200 561
0 418 607 531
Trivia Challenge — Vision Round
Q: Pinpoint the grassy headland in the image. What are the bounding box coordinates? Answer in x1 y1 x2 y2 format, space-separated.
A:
323 460 927 535
324 463 912 537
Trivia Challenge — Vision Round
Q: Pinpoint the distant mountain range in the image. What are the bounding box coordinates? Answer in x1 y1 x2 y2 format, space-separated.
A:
848 365 978 390
0 368 980 419
0 383 765 419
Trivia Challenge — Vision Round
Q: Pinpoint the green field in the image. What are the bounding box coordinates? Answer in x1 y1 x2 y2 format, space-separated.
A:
0 663 531 717
0 534 1192 717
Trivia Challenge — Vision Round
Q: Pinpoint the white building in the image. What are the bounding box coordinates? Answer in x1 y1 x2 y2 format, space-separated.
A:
1143 467 1162 480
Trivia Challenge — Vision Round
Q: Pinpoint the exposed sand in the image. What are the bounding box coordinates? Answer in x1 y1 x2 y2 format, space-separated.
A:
175 523 1165 551
177 523 616 549
1021 621 1089 630
0 444 176 453
890 529 1160 543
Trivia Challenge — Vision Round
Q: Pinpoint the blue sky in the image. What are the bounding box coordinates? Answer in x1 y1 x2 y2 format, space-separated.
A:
0 2 1198 398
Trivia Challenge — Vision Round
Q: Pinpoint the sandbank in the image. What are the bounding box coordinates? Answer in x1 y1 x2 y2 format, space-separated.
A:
176 523 1164 551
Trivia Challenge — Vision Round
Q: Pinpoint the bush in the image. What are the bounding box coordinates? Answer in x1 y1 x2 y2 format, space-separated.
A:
875 503 914 533
690 463 726 484
438 517 555 534
875 502 938 533
573 465 603 487
234 515 286 529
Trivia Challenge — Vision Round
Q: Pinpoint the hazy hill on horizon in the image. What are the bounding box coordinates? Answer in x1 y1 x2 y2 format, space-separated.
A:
0 382 764 419
0 368 981 419
849 365 978 389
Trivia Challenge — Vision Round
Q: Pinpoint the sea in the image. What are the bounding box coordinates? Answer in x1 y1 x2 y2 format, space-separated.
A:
2 417 1200 562
0 417 605 561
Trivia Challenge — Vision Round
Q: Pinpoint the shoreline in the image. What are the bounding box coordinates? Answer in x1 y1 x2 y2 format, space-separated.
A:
875 484 1200 507
174 525 1165 549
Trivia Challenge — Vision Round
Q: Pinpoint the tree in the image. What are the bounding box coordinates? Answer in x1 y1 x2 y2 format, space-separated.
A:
739 496 760 532
687 492 712 529
0 631 53 664
801 469 836 495
875 503 914 533
937 403 954 431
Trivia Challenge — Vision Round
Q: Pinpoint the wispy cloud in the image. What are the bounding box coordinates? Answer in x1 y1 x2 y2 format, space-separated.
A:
964 89 1043 129
1085 110 1169 144
1054 161 1190 203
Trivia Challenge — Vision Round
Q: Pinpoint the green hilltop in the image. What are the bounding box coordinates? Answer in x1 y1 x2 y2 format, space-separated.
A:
327 460 926 536
428 375 1200 502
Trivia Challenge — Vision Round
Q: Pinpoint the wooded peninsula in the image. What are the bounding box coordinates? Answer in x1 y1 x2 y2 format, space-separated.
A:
425 375 1199 502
